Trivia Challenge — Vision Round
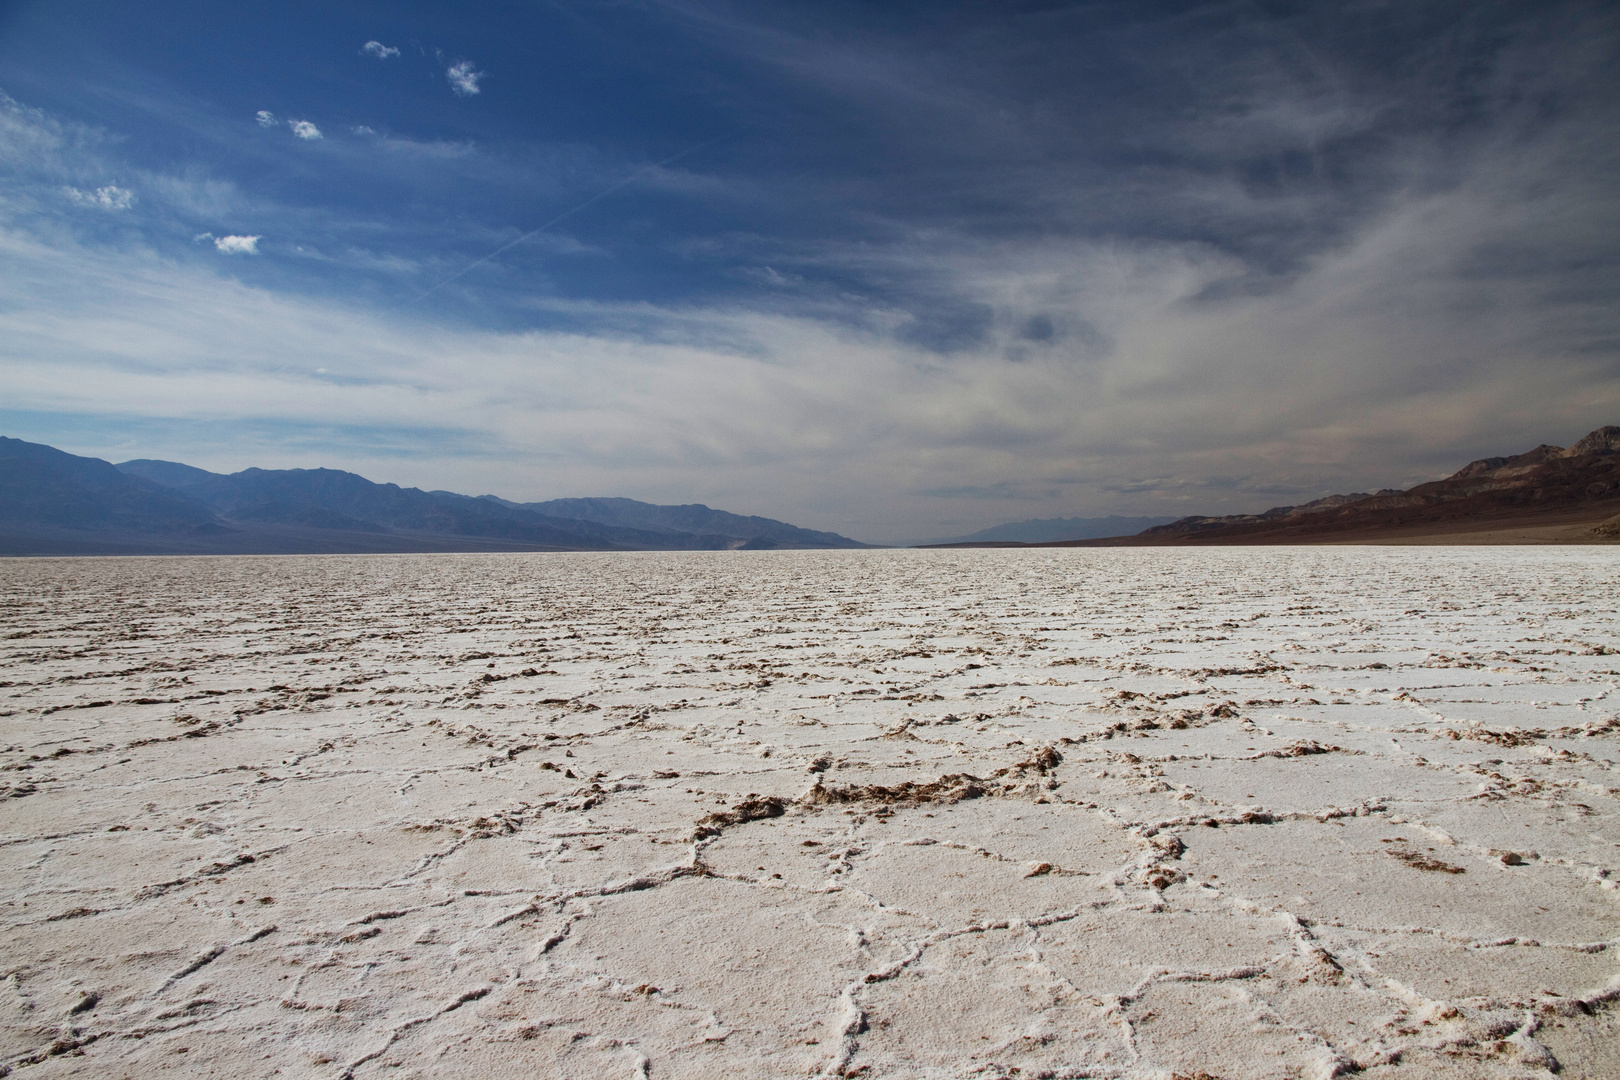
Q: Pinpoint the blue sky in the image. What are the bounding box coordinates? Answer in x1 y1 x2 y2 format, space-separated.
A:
2 0 1617 542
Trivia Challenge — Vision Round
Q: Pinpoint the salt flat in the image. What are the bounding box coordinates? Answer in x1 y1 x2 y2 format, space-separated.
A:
1 548 1617 1080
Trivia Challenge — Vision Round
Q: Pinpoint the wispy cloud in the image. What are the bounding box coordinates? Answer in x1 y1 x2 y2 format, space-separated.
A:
738 265 802 288
255 109 277 127
288 119 321 140
213 235 260 254
917 482 1034 501
361 40 399 60
446 60 483 97
63 185 135 210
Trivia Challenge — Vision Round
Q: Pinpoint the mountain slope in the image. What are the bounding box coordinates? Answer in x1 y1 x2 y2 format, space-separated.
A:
0 440 868 555
0 438 218 534
117 461 668 547
917 514 1180 546
1132 425 1620 543
486 496 868 549
116 461 868 550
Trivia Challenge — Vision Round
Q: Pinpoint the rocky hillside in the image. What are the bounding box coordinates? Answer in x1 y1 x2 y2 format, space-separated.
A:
1142 425 1620 541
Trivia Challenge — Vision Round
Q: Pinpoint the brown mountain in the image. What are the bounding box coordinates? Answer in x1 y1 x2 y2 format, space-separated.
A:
908 425 1620 548
1124 425 1620 544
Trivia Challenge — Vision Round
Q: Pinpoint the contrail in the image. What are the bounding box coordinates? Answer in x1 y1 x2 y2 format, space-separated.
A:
410 134 732 303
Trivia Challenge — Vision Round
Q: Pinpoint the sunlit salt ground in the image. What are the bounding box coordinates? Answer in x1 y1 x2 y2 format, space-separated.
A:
1 549 1618 1080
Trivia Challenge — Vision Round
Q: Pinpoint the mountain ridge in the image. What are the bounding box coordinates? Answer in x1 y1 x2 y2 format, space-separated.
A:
476 495 859 549
1136 425 1620 541
907 514 1181 547
0 438 871 555
916 424 1620 548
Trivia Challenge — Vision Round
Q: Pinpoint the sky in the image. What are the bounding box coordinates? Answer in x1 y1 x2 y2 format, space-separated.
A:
1 0 1618 543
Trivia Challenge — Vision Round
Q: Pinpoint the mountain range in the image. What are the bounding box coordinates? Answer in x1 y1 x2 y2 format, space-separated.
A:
1126 424 1620 543
0 437 869 555
921 424 1620 547
7 424 1618 556
908 515 1180 546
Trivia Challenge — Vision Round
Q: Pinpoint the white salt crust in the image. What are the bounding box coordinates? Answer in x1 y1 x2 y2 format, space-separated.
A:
0 547 1617 1079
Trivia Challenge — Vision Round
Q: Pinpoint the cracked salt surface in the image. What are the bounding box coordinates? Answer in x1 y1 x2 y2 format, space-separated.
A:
0 548 1617 1079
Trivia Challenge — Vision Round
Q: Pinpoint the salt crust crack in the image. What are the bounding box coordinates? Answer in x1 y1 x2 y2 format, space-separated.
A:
1 549 1617 1077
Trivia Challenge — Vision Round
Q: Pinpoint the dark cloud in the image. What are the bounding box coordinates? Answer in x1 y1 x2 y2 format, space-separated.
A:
917 481 1048 501
896 301 994 353
1019 314 1054 342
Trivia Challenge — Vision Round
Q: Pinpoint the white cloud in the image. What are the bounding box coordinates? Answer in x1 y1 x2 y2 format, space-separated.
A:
255 110 278 127
214 235 261 254
362 40 400 59
288 119 322 140
63 184 134 210
353 125 377 136
741 265 801 287
447 60 484 97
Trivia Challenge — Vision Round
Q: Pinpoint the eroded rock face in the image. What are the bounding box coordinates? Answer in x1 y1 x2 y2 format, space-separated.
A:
1570 425 1620 457
1 548 1617 1079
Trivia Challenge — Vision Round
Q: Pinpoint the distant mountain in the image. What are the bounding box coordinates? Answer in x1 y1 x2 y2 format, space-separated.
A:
1132 424 1620 543
114 458 222 494
1135 490 1407 535
0 437 870 555
114 461 677 547
483 495 861 549
0 437 219 535
912 425 1620 549
915 515 1179 546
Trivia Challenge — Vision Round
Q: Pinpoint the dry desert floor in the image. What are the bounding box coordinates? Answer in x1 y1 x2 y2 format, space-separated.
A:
2 548 1618 1079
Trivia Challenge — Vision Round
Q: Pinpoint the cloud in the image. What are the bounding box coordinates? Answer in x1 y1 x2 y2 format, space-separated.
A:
4 11 1620 541
213 235 261 254
63 185 135 210
739 265 802 288
361 41 399 60
1018 314 1054 342
255 110 277 127
917 482 1032 500
446 60 483 97
288 119 321 140
286 242 421 275
7 173 1615 542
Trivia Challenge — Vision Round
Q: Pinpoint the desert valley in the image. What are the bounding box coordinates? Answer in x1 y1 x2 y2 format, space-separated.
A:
6 5 1620 1075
